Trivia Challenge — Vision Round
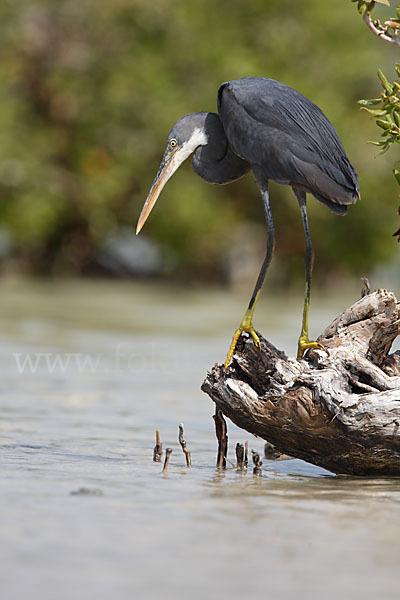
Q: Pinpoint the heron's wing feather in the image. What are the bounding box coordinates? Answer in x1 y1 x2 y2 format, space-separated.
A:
289 154 353 212
218 78 359 202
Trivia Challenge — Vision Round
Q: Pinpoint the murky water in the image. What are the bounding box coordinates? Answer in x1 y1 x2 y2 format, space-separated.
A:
0 279 399 600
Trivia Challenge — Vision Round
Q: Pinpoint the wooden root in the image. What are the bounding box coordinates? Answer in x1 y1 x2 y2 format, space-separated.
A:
202 289 400 476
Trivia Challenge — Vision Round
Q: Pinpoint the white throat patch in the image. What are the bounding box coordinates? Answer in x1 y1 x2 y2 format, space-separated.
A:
179 128 208 160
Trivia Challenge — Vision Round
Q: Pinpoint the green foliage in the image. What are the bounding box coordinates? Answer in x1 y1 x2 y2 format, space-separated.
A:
0 0 397 282
353 0 391 14
359 65 400 153
353 0 400 225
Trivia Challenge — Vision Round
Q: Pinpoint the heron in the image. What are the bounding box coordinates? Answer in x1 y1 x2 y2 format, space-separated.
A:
136 77 359 367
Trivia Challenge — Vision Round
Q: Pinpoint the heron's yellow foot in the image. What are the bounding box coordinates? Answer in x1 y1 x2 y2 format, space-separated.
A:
297 334 324 359
224 313 261 368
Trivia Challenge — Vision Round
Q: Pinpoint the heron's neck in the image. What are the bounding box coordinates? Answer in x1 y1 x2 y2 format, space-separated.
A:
191 112 250 184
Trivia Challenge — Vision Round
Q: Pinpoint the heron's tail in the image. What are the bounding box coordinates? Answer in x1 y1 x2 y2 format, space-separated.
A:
312 191 359 216
291 155 359 216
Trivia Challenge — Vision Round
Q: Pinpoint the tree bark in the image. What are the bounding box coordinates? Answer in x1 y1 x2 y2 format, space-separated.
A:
201 289 400 475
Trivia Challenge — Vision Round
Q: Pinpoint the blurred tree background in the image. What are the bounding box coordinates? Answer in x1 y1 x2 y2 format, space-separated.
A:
0 0 398 287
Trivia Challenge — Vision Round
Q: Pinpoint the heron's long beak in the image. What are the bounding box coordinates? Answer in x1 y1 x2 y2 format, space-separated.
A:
136 146 189 235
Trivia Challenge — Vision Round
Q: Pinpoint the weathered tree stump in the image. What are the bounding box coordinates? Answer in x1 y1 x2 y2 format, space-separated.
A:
202 289 400 475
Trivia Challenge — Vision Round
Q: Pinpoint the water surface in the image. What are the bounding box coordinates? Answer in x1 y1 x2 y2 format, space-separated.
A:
0 279 399 600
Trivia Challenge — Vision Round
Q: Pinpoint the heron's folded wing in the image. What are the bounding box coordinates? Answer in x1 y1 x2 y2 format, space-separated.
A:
219 78 359 200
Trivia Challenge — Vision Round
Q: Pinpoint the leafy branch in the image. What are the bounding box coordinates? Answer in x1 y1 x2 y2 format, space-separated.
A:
353 0 400 236
353 0 400 47
359 65 400 154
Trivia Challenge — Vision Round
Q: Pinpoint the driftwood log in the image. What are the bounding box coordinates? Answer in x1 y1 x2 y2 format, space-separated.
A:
202 289 400 475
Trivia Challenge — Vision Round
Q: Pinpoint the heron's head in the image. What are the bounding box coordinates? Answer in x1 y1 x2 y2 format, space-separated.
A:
136 113 209 234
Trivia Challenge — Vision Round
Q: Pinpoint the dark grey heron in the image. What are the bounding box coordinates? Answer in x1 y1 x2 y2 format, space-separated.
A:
136 77 359 367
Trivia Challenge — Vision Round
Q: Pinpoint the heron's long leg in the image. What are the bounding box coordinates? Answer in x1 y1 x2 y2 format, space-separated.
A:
295 189 323 358
225 180 276 368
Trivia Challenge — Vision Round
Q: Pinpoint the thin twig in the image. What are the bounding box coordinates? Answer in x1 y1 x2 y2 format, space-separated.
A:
252 450 263 476
361 277 371 298
236 443 244 470
153 429 162 462
178 423 192 467
363 11 400 47
163 448 172 476
213 409 228 469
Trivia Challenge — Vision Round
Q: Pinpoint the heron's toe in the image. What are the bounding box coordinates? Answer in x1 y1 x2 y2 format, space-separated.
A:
224 321 260 368
297 336 326 359
248 328 261 350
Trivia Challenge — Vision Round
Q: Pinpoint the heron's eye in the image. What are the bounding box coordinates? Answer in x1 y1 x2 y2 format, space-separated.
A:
169 139 177 148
